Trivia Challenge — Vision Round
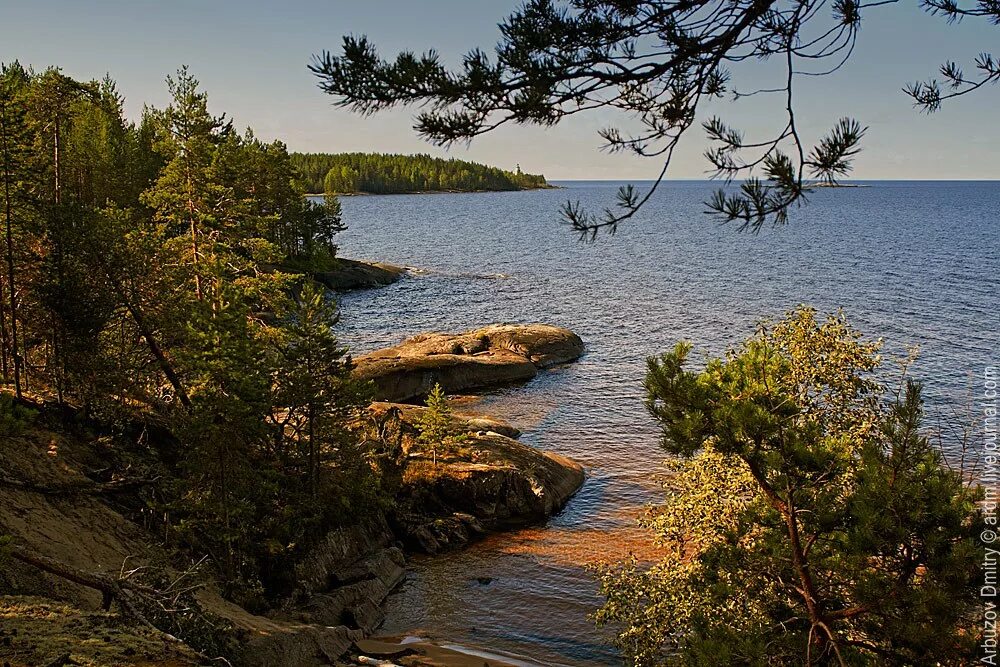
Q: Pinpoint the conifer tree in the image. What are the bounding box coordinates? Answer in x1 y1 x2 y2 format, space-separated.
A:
0 62 31 397
597 308 982 665
142 66 228 303
0 62 365 603
416 383 467 465
270 282 369 497
313 0 999 235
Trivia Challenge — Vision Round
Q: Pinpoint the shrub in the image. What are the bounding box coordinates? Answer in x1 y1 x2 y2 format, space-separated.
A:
0 393 37 436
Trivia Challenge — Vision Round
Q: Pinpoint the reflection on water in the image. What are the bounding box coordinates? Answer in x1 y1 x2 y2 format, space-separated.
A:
328 181 999 665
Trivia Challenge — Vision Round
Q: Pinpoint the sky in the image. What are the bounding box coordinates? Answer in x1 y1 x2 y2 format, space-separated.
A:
1 0 997 180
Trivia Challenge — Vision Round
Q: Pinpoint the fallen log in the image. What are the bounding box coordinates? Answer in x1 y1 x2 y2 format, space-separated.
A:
8 544 226 665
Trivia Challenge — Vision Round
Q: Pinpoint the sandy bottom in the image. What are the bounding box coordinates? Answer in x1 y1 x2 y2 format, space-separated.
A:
353 636 547 666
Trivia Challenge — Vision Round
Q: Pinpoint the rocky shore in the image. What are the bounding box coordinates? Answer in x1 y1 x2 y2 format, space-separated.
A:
311 257 409 291
0 321 587 666
370 401 585 554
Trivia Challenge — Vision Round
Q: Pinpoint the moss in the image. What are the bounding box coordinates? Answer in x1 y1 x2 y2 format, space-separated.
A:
0 596 200 666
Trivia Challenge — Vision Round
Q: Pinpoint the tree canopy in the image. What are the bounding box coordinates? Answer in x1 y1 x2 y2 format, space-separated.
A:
0 62 379 605
311 0 999 236
596 308 983 665
289 151 547 194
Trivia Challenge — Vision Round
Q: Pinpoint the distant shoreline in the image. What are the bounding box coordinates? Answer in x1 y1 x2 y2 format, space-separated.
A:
305 185 560 197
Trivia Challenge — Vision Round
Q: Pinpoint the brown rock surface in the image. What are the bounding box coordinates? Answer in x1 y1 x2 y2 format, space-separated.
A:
393 432 585 554
0 418 398 667
353 324 584 402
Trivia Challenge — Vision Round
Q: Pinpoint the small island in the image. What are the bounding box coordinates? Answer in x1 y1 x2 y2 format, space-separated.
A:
290 152 551 195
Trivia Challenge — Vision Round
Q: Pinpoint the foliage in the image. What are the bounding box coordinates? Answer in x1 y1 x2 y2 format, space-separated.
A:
596 308 983 665
311 0 998 236
0 392 36 436
290 151 547 194
0 62 382 611
415 383 468 462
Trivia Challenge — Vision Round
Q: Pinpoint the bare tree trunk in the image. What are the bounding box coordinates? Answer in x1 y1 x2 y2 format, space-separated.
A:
11 544 121 610
744 458 845 665
82 237 191 409
9 544 225 664
101 261 192 409
52 115 64 404
0 102 22 398
308 401 317 498
185 169 202 301
0 234 8 381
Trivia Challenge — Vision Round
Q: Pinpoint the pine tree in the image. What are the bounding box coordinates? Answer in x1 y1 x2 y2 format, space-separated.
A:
415 383 467 465
312 0 998 235
0 62 31 397
0 64 379 603
271 282 369 497
142 66 228 302
597 308 983 665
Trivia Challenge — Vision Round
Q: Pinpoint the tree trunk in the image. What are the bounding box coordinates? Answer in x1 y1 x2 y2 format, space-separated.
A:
308 401 317 498
9 544 219 663
185 168 202 301
90 248 191 409
0 270 8 380
0 100 22 397
744 457 844 665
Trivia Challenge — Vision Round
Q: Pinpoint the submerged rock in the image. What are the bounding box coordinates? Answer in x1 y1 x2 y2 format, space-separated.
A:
353 324 585 402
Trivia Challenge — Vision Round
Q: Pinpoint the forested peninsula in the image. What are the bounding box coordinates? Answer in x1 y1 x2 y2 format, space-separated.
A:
289 152 550 194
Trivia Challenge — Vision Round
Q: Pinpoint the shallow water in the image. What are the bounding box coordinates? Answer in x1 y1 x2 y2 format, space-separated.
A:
326 181 999 666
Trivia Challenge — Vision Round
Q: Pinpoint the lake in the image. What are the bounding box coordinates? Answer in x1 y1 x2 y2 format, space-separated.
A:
326 180 999 666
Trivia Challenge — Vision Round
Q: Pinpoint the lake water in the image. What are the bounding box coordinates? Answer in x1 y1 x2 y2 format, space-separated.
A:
327 181 999 666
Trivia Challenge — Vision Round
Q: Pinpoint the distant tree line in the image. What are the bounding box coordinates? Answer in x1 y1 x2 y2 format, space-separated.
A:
289 151 548 194
0 62 384 607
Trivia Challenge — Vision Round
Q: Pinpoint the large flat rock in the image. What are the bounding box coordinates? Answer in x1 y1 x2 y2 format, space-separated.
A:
353 324 584 402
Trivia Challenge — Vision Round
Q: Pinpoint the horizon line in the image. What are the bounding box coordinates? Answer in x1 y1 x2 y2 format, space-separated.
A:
547 178 1000 182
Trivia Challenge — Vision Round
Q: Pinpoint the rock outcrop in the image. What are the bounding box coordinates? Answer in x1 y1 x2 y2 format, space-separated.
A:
312 258 407 291
0 381 585 664
271 516 405 635
394 433 584 554
353 324 585 402
0 417 401 667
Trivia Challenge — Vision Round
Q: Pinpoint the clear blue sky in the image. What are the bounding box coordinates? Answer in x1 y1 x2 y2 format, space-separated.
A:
2 0 997 179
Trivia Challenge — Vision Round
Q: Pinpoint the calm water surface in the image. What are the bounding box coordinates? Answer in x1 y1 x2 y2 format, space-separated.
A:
327 181 999 666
